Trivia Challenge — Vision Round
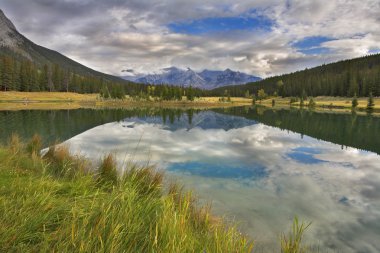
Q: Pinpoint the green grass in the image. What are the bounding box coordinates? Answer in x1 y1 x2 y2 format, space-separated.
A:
281 217 311 253
0 135 316 252
0 136 254 252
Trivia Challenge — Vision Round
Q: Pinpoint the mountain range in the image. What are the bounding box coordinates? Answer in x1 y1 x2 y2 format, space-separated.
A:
122 67 261 89
0 9 260 90
0 9 126 83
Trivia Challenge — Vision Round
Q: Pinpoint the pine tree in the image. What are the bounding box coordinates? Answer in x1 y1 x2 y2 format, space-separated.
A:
2 57 13 91
367 92 375 111
186 85 194 101
308 97 316 108
352 93 358 108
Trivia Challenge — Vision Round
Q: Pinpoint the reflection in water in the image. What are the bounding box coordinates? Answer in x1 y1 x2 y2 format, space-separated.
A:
59 109 380 253
218 106 380 155
0 108 203 145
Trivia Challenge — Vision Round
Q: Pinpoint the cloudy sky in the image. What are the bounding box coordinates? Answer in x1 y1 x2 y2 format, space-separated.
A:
1 0 379 77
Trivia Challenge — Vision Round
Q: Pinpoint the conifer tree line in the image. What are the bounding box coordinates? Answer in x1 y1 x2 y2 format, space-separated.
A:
0 55 122 93
0 55 204 100
209 54 380 98
127 84 201 101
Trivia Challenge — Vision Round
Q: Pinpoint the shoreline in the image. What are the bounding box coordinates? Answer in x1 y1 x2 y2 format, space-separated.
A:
256 96 380 116
0 91 252 111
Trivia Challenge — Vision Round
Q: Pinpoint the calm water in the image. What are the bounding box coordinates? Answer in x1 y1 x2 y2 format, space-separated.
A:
1 107 380 252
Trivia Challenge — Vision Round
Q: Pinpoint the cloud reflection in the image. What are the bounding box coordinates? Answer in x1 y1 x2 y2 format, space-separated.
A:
64 112 380 253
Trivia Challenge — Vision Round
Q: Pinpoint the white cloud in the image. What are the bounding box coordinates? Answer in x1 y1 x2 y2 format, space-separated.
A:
0 0 379 77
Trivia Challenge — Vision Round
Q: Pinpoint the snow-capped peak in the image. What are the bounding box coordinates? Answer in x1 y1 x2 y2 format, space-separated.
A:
121 66 261 89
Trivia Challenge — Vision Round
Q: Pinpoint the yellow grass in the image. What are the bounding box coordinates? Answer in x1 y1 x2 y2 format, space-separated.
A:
261 96 380 110
0 91 98 101
0 102 84 111
0 92 252 111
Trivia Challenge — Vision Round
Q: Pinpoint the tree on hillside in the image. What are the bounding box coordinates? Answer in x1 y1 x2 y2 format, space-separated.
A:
276 80 284 96
47 65 54 92
1 57 13 91
210 54 380 98
63 70 70 92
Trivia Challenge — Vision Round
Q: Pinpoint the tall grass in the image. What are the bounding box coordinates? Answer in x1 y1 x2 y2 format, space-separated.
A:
0 134 253 252
281 217 311 253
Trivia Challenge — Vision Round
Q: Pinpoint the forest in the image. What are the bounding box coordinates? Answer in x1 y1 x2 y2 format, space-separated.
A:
0 55 203 100
1 53 380 100
209 54 380 98
216 106 380 154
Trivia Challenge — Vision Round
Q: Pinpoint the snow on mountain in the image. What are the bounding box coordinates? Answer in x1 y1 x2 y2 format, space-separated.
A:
121 67 261 89
199 69 261 88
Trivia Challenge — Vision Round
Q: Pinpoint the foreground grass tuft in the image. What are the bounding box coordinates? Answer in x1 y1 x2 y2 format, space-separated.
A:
281 217 311 253
0 135 253 252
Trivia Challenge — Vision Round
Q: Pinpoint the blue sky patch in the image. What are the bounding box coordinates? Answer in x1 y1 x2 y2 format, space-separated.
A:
292 147 321 155
368 48 380 54
293 36 334 55
287 152 325 164
167 161 267 179
168 15 273 35
287 147 326 164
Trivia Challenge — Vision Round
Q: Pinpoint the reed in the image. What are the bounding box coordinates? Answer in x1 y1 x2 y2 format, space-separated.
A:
281 217 311 253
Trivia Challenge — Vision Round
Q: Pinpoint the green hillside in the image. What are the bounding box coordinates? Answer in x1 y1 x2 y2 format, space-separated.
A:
210 54 380 98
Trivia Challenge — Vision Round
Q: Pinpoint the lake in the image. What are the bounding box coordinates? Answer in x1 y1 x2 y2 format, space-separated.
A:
1 106 380 252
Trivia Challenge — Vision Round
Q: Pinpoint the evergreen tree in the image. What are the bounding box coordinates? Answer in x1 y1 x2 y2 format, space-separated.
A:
2 57 13 91
352 93 358 108
186 85 194 101
252 94 256 105
367 92 375 111
308 98 316 108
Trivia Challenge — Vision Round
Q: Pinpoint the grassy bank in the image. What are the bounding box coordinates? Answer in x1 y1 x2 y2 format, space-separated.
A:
256 96 380 116
0 135 253 252
259 96 380 110
0 135 314 252
0 92 252 111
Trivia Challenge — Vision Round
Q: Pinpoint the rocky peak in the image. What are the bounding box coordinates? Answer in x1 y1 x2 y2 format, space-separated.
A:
0 9 24 48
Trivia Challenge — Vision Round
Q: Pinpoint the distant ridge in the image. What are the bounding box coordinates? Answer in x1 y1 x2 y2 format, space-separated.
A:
122 66 261 89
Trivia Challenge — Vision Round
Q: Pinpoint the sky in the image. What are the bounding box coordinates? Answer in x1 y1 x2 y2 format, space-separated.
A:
1 0 379 77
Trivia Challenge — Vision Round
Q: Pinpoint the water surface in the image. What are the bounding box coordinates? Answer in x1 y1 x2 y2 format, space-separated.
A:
1 107 379 252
